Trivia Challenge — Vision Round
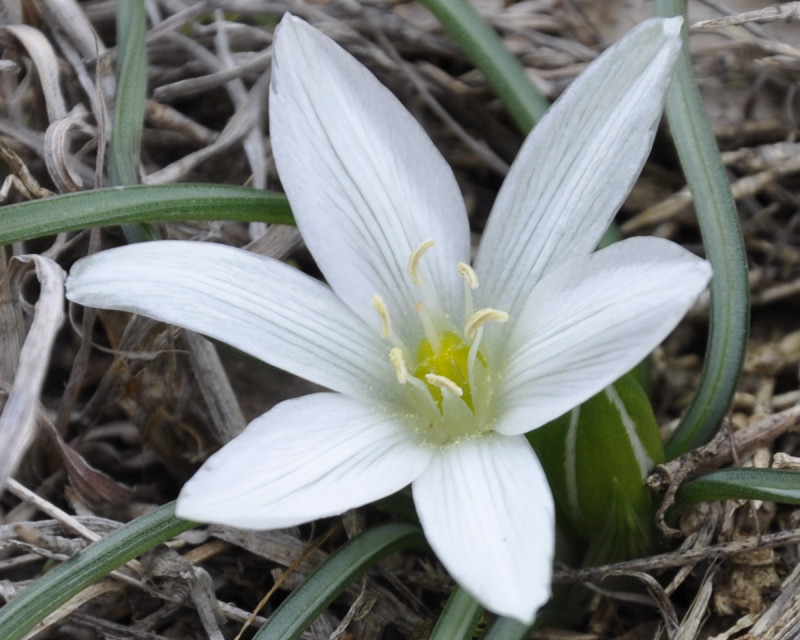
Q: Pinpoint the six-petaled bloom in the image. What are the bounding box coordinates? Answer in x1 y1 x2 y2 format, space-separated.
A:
66 14 711 623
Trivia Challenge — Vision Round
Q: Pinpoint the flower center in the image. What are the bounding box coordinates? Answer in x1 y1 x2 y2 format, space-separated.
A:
372 239 508 446
414 330 478 410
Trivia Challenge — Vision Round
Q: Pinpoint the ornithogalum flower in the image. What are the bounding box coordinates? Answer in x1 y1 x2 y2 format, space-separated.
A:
67 14 711 623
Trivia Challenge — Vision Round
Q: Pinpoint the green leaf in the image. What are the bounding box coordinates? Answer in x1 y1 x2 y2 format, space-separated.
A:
671 468 800 517
0 502 195 640
111 0 147 187
418 0 548 132
429 586 483 640
253 523 426 640
112 0 159 242
483 616 533 640
527 375 662 564
0 184 293 246
656 1 749 460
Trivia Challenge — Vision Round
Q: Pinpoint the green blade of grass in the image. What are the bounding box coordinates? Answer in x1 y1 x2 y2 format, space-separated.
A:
0 184 292 246
253 523 425 640
112 0 158 242
0 502 195 640
656 1 749 460
418 0 549 132
428 586 483 640
111 0 147 187
670 468 800 517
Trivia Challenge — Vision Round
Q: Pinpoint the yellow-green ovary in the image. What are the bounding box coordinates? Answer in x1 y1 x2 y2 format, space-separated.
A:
414 330 478 411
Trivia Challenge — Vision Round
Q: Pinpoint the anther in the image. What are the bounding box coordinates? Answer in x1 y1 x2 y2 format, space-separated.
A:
372 294 392 338
465 308 509 340
389 348 408 384
458 262 479 289
425 373 464 397
408 239 435 285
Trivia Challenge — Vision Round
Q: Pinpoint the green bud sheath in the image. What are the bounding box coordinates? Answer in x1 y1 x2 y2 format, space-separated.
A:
528 374 663 565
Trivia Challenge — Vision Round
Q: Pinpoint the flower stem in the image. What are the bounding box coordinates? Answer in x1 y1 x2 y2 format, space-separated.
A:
483 616 532 640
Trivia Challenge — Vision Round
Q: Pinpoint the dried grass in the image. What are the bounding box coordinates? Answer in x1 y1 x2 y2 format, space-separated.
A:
0 0 798 638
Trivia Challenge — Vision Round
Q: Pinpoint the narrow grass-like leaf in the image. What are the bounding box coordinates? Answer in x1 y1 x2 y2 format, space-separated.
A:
656 1 749 460
0 502 195 640
112 0 158 241
0 184 293 246
253 523 425 640
429 586 483 640
670 468 800 517
418 0 548 132
111 0 146 186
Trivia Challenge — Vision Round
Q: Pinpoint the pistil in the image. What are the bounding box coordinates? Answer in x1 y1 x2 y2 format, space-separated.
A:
415 301 441 352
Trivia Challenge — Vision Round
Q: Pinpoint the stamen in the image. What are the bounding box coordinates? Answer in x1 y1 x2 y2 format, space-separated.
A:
408 239 435 285
372 294 392 338
389 347 408 384
465 308 509 340
467 327 482 391
458 262 478 319
458 262 479 289
425 373 463 397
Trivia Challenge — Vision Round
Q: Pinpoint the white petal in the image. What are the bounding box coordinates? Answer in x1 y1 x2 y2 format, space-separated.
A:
177 393 433 529
413 435 554 623
66 241 397 402
475 18 683 317
270 15 470 337
494 237 711 436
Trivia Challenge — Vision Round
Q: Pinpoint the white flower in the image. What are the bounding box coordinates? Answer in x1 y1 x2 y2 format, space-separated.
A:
66 14 710 623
